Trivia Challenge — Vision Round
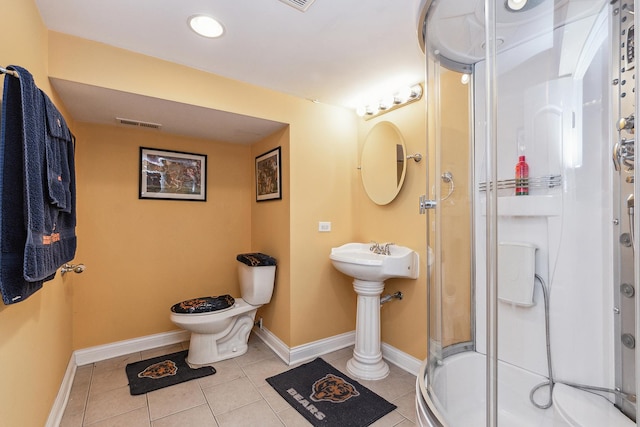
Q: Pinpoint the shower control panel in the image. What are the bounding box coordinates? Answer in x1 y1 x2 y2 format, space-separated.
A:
618 3 636 174
616 1 637 421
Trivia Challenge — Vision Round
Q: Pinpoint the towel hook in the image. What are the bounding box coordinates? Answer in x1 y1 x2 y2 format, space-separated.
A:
61 263 85 275
406 153 423 162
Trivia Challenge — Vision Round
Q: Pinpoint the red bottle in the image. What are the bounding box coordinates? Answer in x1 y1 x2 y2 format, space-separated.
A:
515 155 529 196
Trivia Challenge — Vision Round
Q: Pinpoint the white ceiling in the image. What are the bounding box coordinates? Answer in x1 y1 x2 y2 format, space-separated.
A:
35 0 426 143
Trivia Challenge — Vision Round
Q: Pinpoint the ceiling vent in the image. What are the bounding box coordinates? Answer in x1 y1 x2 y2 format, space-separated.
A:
116 117 162 130
278 0 316 12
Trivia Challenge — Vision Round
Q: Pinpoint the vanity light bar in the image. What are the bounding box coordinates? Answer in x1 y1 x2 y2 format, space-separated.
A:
356 84 423 119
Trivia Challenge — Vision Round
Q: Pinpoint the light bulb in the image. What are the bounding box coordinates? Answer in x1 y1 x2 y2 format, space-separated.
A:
395 86 412 104
189 15 225 38
365 105 379 116
379 95 395 110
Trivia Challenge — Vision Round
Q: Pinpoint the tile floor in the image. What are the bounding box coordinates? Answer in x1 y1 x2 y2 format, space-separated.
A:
60 334 417 426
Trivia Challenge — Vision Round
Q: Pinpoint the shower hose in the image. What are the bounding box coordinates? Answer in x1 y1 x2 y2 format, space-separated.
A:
529 275 635 409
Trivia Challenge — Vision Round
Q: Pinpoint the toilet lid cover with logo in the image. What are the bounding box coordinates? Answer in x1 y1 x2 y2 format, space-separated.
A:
236 253 277 266
171 295 235 314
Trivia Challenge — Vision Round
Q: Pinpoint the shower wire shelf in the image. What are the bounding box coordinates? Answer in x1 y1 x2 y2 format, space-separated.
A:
478 175 562 192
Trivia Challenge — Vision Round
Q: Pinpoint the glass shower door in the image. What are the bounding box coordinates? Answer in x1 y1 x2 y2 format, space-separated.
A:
417 0 638 426
423 27 474 424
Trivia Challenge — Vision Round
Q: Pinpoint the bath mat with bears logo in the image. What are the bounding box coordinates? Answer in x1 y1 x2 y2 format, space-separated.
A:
266 357 397 427
125 350 215 395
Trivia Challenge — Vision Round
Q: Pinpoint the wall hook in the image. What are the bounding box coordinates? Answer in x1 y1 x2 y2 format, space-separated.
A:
61 263 86 275
407 153 423 162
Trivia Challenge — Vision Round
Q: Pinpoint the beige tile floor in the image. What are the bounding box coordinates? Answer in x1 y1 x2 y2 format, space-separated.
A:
60 334 417 426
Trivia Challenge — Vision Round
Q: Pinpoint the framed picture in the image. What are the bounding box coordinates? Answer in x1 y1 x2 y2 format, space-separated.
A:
139 147 207 201
255 146 282 202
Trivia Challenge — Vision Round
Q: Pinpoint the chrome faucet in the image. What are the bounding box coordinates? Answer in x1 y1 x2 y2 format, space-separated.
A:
370 241 393 255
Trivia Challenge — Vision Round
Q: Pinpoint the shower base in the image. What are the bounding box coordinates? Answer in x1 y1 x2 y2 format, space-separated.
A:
416 352 634 427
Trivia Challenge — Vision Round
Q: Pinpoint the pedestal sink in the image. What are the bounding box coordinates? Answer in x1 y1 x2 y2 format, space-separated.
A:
330 243 419 380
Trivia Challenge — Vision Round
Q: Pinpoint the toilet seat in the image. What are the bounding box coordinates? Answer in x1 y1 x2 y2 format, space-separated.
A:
170 298 256 318
171 294 235 314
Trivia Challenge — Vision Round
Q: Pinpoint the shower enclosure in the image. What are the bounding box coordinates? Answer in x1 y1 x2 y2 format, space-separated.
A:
416 0 639 425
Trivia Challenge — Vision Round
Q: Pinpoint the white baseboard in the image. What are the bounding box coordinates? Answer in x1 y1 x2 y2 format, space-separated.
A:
382 342 422 376
254 326 422 375
45 355 77 427
251 326 292 363
74 329 190 366
50 328 422 425
253 326 356 366
290 330 356 365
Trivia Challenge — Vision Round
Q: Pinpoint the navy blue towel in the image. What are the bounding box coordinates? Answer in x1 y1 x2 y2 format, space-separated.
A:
22 84 77 282
0 65 77 304
44 95 74 213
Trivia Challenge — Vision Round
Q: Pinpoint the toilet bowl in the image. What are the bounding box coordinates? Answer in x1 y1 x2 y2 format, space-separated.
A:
171 298 260 366
170 253 276 367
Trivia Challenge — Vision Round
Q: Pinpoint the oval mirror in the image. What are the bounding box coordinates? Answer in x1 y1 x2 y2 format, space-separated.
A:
361 121 407 205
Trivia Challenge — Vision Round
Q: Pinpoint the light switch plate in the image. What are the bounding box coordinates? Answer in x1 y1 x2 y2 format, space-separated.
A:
318 221 331 232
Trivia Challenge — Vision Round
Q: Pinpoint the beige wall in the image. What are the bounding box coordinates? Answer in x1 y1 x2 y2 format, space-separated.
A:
0 1 75 426
46 33 360 351
251 129 292 343
288 107 358 346
355 100 429 359
72 123 256 347
1 2 437 425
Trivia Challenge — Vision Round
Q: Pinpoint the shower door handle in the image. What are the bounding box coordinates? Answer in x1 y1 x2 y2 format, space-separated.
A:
419 194 437 214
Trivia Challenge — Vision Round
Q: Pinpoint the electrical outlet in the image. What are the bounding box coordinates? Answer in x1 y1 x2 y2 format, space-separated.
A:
318 221 331 232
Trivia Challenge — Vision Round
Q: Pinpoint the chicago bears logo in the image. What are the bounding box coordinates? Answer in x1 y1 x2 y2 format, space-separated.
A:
137 360 178 380
310 374 360 403
178 298 209 311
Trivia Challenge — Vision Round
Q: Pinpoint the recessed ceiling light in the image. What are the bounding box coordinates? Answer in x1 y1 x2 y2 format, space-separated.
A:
188 15 224 38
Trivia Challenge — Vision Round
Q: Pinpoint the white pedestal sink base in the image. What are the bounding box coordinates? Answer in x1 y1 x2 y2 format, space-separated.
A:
329 243 420 381
346 279 389 381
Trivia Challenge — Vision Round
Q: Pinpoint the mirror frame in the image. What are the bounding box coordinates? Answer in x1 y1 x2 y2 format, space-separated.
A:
360 121 407 205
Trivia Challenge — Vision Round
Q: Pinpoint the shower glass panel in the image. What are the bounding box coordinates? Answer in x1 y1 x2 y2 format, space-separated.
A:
416 0 639 426
424 51 474 413
424 57 474 356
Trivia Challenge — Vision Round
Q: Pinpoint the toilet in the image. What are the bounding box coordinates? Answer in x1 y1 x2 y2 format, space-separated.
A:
170 253 276 367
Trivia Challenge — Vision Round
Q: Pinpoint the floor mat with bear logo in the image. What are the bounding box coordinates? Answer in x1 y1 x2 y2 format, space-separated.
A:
125 350 215 395
266 357 396 427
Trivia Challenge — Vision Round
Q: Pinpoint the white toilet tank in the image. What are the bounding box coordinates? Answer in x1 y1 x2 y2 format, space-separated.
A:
237 254 276 305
